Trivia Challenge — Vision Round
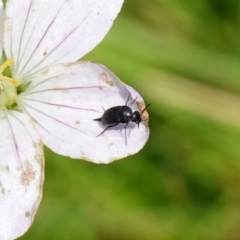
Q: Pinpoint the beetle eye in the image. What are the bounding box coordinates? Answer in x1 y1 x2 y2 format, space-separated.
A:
132 111 141 123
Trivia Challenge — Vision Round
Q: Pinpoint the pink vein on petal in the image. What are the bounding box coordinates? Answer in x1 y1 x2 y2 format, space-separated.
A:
21 105 65 141
24 98 100 112
22 105 76 148
22 11 92 78
26 73 73 92
5 112 24 171
24 102 86 134
16 0 34 68
9 111 35 143
18 0 68 77
26 86 104 95
15 2 46 76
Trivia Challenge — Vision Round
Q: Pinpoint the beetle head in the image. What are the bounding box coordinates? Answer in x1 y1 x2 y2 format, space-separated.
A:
131 111 142 128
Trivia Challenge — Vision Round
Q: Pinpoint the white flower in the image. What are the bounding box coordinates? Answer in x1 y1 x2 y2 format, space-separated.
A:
0 0 150 239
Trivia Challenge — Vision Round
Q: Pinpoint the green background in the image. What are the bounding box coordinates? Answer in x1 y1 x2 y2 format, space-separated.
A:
21 0 240 239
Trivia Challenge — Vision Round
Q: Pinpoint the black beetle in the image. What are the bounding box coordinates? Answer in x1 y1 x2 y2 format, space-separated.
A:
93 95 151 144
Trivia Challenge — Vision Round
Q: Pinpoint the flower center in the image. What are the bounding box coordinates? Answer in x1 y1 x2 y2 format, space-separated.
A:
0 59 20 108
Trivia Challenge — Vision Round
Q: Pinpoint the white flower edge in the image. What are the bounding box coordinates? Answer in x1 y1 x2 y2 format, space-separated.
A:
0 1 4 60
4 0 124 80
0 109 44 240
18 61 150 163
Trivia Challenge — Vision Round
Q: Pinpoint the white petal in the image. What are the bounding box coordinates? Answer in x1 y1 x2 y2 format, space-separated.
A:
0 109 44 240
0 0 4 60
18 62 150 163
4 0 123 79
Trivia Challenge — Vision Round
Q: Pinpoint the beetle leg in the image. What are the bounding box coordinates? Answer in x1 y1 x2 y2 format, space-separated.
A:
130 96 138 105
96 123 119 137
125 93 130 105
124 122 129 145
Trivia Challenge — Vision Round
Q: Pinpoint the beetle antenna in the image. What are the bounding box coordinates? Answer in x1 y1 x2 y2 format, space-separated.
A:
141 103 151 116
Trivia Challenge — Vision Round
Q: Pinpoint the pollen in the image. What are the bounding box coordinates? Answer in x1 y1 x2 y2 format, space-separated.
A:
0 59 19 88
0 59 19 107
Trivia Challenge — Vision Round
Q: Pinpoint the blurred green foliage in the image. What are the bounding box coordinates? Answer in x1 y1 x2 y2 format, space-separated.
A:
21 0 240 239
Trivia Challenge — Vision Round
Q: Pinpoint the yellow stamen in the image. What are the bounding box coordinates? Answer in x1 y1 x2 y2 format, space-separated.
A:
0 59 20 86
2 76 19 85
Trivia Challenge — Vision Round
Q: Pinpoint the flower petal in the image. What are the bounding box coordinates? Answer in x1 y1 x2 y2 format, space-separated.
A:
0 0 4 60
4 0 123 79
18 62 150 163
0 109 44 240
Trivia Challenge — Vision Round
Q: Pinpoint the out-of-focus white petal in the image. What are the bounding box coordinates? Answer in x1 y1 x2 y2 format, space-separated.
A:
0 109 44 240
0 1 4 60
18 62 149 163
3 0 123 80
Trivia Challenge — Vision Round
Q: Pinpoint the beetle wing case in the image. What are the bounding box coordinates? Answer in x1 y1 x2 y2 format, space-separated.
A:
94 106 123 125
100 106 122 125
